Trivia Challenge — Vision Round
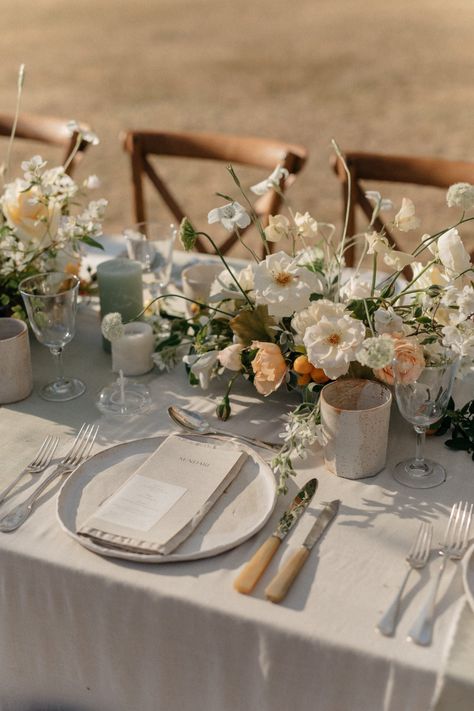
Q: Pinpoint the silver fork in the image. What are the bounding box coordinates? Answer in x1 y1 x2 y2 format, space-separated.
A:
0 435 60 505
377 521 433 637
0 423 99 533
408 500 473 646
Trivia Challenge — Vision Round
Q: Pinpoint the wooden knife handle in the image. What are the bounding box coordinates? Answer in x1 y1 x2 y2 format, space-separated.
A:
264 547 310 603
234 536 281 595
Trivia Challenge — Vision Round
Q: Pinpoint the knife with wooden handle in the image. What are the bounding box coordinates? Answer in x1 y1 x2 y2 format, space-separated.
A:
265 499 340 603
233 478 318 595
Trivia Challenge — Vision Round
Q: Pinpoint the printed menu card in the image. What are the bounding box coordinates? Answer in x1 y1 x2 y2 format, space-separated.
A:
77 435 247 555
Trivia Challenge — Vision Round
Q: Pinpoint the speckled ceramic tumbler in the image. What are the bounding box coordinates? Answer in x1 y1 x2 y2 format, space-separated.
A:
0 318 33 404
320 378 392 479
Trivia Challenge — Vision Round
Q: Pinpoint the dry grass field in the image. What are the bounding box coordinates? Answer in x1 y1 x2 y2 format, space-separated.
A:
1 0 474 255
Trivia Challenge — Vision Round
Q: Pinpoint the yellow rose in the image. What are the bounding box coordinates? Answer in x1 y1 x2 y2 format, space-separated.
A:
1 180 60 248
251 341 287 396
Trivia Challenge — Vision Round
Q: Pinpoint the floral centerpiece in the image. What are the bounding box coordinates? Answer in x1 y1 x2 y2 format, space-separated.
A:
103 142 474 492
0 68 106 318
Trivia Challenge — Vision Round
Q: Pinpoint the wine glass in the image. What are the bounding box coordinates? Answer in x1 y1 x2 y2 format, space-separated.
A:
124 221 177 299
19 272 85 402
392 349 459 489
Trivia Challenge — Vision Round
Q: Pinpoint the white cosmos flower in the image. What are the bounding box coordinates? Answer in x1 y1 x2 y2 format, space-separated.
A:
394 198 420 232
446 183 474 211
437 228 472 276
250 164 289 195
374 307 404 335
209 265 255 305
303 312 366 379
253 251 325 320
183 351 220 389
207 201 251 231
291 299 347 343
264 214 292 243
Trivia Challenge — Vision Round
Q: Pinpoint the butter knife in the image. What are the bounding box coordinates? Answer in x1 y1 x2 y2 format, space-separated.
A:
265 499 340 603
233 478 318 595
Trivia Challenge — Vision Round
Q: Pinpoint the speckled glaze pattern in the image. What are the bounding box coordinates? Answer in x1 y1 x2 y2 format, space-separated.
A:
320 379 392 480
0 318 33 404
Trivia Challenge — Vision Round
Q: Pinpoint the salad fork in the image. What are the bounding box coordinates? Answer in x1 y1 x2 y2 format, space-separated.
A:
0 435 60 505
408 500 473 646
0 423 99 532
377 521 433 637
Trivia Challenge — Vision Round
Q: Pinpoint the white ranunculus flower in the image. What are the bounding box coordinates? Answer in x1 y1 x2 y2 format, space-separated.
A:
254 251 325 320
183 351 220 389
356 335 395 369
250 164 289 195
207 201 251 232
437 228 472 276
263 214 292 243
303 313 366 379
394 198 420 232
374 307 404 335
291 299 347 343
1 180 61 248
294 211 319 239
446 183 474 211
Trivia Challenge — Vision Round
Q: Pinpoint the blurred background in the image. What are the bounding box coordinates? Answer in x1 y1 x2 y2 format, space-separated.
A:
2 0 474 253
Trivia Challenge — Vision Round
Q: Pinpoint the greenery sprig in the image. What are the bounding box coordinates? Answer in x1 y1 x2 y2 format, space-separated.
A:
433 397 474 460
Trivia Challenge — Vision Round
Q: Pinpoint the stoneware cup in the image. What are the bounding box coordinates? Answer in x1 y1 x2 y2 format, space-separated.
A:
0 318 33 404
320 378 392 479
181 262 223 311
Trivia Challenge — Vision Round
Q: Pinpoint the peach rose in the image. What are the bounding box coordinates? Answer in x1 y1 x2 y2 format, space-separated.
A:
218 343 245 371
374 335 425 385
251 341 287 396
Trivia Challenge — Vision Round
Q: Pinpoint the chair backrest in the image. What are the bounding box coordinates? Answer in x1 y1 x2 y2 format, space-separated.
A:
332 151 474 273
0 112 91 176
122 129 308 256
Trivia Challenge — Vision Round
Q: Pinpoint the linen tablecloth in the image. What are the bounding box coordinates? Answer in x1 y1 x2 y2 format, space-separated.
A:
0 300 473 711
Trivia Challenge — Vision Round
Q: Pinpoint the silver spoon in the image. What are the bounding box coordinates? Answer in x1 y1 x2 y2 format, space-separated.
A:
167 406 281 452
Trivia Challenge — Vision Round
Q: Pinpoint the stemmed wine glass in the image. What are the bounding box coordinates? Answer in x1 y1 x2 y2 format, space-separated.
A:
124 221 177 299
392 348 459 489
19 272 85 402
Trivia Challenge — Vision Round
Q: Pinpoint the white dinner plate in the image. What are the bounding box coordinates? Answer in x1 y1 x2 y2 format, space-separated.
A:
462 542 474 614
57 435 276 563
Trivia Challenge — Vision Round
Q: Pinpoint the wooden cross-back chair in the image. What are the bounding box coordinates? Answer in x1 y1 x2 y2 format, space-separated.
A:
0 112 91 176
122 129 308 256
332 151 474 271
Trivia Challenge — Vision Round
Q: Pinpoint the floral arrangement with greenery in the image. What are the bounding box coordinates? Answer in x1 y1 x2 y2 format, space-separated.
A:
0 67 106 319
102 141 474 492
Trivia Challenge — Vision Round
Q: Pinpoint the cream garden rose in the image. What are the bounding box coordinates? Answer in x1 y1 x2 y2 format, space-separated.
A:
251 341 287 396
374 335 425 385
1 180 60 248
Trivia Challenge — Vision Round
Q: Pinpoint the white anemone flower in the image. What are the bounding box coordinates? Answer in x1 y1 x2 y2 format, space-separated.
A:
250 164 289 195
394 198 420 232
291 299 347 343
253 251 325 320
183 351 220 389
446 183 474 211
207 201 251 231
303 312 366 379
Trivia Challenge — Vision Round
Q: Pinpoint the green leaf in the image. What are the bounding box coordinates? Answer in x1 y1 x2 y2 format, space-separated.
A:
80 235 104 250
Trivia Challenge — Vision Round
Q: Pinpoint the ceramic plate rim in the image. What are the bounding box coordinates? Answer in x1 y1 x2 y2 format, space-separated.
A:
57 434 276 563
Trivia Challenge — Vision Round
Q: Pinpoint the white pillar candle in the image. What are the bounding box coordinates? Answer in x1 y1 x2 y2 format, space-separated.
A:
111 322 155 376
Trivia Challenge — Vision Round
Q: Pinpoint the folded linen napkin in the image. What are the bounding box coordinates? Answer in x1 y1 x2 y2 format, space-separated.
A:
77 435 247 555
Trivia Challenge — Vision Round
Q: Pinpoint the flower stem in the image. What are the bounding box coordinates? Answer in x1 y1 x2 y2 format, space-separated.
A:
195 231 254 308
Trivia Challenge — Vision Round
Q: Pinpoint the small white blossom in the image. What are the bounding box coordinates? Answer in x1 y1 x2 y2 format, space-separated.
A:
446 183 474 211
374 307 404 335
66 120 100 145
250 164 289 195
356 335 395 369
83 175 101 190
101 313 124 341
21 155 47 180
394 198 420 232
365 191 394 213
294 211 319 239
207 201 251 231
442 321 474 358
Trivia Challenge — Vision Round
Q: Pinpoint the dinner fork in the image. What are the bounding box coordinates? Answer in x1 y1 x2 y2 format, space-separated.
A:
0 423 99 533
408 500 473 646
0 435 60 505
377 521 433 637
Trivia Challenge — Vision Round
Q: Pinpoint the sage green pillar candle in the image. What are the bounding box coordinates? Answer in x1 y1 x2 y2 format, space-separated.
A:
97 258 143 352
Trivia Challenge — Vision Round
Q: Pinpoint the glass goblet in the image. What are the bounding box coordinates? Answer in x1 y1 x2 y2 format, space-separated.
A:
392 350 459 489
124 221 177 299
19 272 85 402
